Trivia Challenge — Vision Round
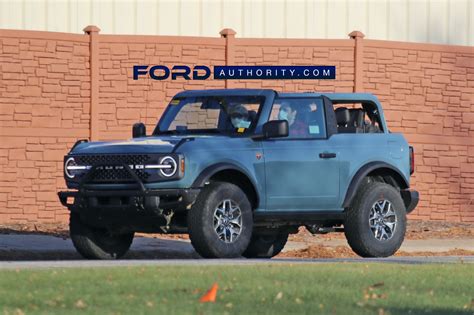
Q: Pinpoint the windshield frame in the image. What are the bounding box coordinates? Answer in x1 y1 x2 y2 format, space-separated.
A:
153 95 266 137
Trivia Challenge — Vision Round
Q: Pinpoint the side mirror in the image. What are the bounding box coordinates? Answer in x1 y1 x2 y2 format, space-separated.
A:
262 120 289 139
132 122 146 138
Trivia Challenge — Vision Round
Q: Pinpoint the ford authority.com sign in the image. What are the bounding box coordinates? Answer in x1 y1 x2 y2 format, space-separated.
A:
133 65 336 80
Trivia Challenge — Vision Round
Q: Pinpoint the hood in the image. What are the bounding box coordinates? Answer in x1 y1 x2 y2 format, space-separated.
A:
70 136 192 155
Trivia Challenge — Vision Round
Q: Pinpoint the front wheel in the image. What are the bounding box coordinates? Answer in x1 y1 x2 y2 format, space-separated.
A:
188 182 253 258
344 181 407 258
70 213 134 260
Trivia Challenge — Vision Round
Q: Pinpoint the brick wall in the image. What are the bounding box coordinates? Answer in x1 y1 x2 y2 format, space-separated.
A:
0 30 91 223
0 27 472 224
97 36 226 140
362 40 474 222
231 40 355 93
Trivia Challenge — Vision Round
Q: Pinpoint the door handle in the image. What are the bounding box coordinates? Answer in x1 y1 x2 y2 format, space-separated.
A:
319 152 336 159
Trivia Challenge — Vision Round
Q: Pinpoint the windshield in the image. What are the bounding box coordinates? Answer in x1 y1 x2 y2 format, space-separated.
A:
154 95 265 135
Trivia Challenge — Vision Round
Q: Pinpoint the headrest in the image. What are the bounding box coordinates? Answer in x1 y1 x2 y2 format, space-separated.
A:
350 109 365 127
335 107 350 126
228 104 248 117
248 110 257 121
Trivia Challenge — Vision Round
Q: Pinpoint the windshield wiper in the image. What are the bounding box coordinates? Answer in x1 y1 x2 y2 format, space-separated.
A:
154 130 180 135
154 129 224 136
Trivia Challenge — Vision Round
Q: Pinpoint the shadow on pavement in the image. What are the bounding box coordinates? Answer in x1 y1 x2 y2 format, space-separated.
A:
0 228 200 260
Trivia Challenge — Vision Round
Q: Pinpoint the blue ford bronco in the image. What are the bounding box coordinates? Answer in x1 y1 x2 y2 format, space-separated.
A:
58 89 419 259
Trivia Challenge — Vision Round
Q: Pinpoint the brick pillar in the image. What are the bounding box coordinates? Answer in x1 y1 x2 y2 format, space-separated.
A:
83 25 100 141
349 30 365 93
220 28 236 88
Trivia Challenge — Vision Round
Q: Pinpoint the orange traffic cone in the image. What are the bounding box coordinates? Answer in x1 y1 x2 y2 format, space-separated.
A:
199 283 218 303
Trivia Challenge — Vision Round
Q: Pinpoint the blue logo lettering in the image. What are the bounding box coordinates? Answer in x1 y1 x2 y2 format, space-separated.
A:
133 65 334 80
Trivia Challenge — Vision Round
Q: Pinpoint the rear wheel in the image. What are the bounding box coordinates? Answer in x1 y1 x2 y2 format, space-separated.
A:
344 181 406 258
188 182 253 258
70 213 134 260
242 232 289 258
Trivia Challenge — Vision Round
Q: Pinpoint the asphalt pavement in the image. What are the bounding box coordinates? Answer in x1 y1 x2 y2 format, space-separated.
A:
2 234 473 253
0 234 473 268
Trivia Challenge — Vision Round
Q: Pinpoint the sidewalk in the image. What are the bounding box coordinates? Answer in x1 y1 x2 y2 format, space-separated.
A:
286 238 474 253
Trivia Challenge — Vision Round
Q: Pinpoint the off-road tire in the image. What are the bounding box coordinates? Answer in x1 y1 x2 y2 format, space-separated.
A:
242 232 289 258
188 181 253 258
70 213 134 260
344 181 406 258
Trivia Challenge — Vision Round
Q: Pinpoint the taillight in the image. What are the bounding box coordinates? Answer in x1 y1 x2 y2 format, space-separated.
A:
409 146 414 174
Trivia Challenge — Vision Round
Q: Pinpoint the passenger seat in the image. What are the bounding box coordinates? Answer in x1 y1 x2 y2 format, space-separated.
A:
349 109 365 133
335 107 356 133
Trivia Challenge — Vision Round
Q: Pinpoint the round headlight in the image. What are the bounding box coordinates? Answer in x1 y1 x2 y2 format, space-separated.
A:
159 156 177 177
65 157 76 179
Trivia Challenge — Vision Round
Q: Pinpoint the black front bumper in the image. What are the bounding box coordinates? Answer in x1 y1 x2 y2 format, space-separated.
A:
58 188 200 213
58 187 199 232
401 189 419 214
58 161 200 232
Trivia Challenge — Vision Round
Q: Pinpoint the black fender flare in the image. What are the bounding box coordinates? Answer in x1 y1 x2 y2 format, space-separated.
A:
342 161 409 208
192 162 260 207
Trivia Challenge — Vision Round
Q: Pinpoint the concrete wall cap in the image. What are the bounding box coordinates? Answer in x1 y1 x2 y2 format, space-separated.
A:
220 28 236 38
83 25 101 34
349 30 365 39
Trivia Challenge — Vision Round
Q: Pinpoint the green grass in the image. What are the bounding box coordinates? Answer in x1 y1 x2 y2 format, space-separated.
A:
0 263 473 315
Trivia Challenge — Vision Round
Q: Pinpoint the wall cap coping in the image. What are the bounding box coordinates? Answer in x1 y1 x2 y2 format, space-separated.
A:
220 28 237 38
349 30 365 39
83 25 101 34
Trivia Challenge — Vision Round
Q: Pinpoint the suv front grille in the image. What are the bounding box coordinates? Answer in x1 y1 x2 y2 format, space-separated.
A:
75 154 151 183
